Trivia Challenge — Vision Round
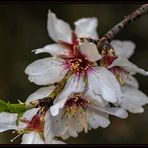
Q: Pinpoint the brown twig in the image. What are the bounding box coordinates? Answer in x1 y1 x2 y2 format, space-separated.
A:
100 4 148 43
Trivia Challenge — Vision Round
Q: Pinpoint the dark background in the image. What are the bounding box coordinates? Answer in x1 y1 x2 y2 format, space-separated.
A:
0 4 148 144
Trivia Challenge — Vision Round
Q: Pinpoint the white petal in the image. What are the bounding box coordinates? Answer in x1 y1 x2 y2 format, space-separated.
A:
88 67 122 103
68 126 78 137
68 116 80 137
0 112 19 132
61 131 71 140
44 110 55 144
111 40 135 59
74 17 99 40
125 75 139 89
87 110 110 129
108 57 148 75
53 113 68 136
33 44 68 56
50 75 85 116
47 9 72 43
26 86 55 104
51 139 65 144
50 98 67 117
88 104 128 119
121 101 144 113
75 75 86 93
68 114 83 136
121 85 148 113
79 39 101 62
25 57 67 85
83 87 108 107
21 132 45 144
105 107 128 119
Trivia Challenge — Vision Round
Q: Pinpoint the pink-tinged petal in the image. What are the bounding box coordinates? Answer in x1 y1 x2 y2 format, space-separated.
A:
108 57 148 75
0 112 19 132
121 85 148 113
79 39 101 62
25 57 68 85
19 108 40 128
21 132 45 144
88 67 122 103
111 40 135 59
74 17 99 40
47 9 72 43
22 108 40 121
33 44 68 56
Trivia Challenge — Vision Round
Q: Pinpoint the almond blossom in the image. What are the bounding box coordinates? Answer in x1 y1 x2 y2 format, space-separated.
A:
25 9 122 104
25 84 128 143
0 108 64 144
100 40 148 113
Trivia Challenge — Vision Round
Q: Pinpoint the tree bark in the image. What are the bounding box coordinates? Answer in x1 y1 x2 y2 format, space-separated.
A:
101 4 148 42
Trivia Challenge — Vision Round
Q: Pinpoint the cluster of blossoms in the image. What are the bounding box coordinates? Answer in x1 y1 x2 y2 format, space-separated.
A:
0 9 148 144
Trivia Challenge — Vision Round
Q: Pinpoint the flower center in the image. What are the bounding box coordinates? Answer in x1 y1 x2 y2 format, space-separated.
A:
61 95 89 133
64 96 88 115
59 33 95 76
100 48 126 85
21 108 46 133
65 57 92 76
109 66 127 85
100 48 117 67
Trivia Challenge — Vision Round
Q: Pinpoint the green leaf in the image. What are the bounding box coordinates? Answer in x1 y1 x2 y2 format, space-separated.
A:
0 99 26 114
0 100 8 112
16 113 23 126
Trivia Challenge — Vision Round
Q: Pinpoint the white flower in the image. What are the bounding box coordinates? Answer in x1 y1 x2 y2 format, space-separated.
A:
25 9 122 104
100 40 148 86
45 92 128 141
110 40 147 80
0 109 42 144
25 10 100 86
100 40 148 112
25 83 127 143
0 108 64 144
0 112 23 132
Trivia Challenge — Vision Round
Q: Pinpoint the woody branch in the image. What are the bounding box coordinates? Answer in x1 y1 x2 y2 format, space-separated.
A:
98 4 148 45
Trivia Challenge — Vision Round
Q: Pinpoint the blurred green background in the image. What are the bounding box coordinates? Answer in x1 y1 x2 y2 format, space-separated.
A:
0 4 148 144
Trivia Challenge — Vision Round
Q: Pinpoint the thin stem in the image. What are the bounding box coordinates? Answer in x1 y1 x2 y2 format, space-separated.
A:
101 4 148 42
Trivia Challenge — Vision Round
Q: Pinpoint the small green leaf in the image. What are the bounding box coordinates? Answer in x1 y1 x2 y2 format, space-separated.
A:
16 113 23 126
0 99 26 114
17 99 24 104
0 100 9 112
